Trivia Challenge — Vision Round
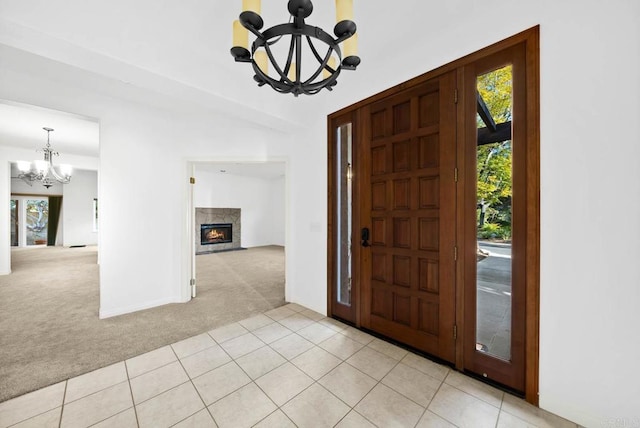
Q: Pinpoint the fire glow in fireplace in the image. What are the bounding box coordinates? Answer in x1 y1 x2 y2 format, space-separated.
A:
201 223 232 245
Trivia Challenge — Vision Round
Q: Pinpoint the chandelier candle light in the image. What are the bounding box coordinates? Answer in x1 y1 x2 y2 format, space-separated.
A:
17 127 72 189
231 0 360 96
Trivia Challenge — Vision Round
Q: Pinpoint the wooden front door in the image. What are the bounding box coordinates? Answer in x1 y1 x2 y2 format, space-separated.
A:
359 70 457 362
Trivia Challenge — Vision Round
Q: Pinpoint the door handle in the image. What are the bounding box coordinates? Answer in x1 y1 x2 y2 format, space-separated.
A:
361 227 370 247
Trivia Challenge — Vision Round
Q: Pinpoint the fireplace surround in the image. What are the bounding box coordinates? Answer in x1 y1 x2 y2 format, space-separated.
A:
195 208 241 253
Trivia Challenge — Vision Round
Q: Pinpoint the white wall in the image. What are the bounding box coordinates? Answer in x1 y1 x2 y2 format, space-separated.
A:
291 4 640 428
269 175 285 246
194 169 285 248
62 169 97 246
0 46 297 319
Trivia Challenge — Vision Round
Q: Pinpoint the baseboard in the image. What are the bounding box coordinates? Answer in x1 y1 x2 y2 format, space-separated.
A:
99 296 184 319
196 247 247 255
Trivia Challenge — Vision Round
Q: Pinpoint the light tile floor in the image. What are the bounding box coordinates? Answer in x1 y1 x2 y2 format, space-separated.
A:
0 303 579 428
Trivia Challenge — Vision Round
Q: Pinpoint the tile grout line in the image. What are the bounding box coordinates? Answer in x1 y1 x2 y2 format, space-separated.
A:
207 326 308 417
60 365 132 407
440 374 511 424
444 381 505 410
2 401 61 428
127 353 179 381
220 319 349 425
171 333 222 361
284 322 381 424
352 407 383 428
254 322 296 344
411 372 446 428
207 329 293 427
492 380 508 428
85 408 133 428
249 408 296 428
168 344 218 427
309 380 361 427
342 352 403 428
127 360 191 406
276 330 397 428
55 378 136 427
58 380 68 428
384 352 506 420
67 381 134 428
123 361 141 428
338 338 459 427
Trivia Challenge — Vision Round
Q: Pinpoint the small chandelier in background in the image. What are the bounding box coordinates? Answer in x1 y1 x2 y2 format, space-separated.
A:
231 0 360 97
17 127 72 189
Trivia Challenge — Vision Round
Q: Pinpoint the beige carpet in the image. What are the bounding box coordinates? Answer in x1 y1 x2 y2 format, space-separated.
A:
0 245 285 403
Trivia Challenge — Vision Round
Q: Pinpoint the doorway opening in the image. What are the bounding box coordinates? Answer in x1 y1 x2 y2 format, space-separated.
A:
187 160 289 309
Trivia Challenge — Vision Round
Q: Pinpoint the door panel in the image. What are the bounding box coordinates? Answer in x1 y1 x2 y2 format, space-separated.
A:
360 71 457 362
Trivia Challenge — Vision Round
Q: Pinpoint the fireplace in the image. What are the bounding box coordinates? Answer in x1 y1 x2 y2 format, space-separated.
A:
196 208 241 254
201 223 232 245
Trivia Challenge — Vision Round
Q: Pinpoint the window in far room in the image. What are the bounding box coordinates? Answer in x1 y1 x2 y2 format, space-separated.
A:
93 198 98 232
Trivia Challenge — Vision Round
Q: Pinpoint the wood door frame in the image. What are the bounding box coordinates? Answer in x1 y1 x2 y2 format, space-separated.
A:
328 26 539 405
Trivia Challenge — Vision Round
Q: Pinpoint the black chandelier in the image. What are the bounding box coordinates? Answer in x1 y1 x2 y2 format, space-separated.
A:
230 0 360 97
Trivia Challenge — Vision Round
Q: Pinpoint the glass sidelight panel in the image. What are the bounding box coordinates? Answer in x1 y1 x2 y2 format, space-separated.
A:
10 200 18 246
26 199 49 246
336 123 353 305
475 65 513 360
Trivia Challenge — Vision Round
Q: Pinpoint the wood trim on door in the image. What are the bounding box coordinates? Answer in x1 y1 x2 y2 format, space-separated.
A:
523 28 541 406
328 26 539 405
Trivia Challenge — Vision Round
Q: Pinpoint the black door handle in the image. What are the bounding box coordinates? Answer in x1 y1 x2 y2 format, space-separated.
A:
361 227 370 247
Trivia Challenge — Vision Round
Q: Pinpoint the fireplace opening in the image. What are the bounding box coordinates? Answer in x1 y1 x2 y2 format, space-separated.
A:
201 223 232 245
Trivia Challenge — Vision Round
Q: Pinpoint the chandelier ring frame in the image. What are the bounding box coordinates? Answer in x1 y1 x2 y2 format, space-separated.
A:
231 0 359 97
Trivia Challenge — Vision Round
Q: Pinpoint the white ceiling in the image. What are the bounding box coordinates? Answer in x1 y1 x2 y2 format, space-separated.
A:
0 0 483 158
0 0 433 125
0 0 375 157
195 161 285 180
0 100 99 157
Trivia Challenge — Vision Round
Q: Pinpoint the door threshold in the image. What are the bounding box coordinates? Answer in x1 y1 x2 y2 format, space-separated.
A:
462 369 525 398
332 316 454 369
